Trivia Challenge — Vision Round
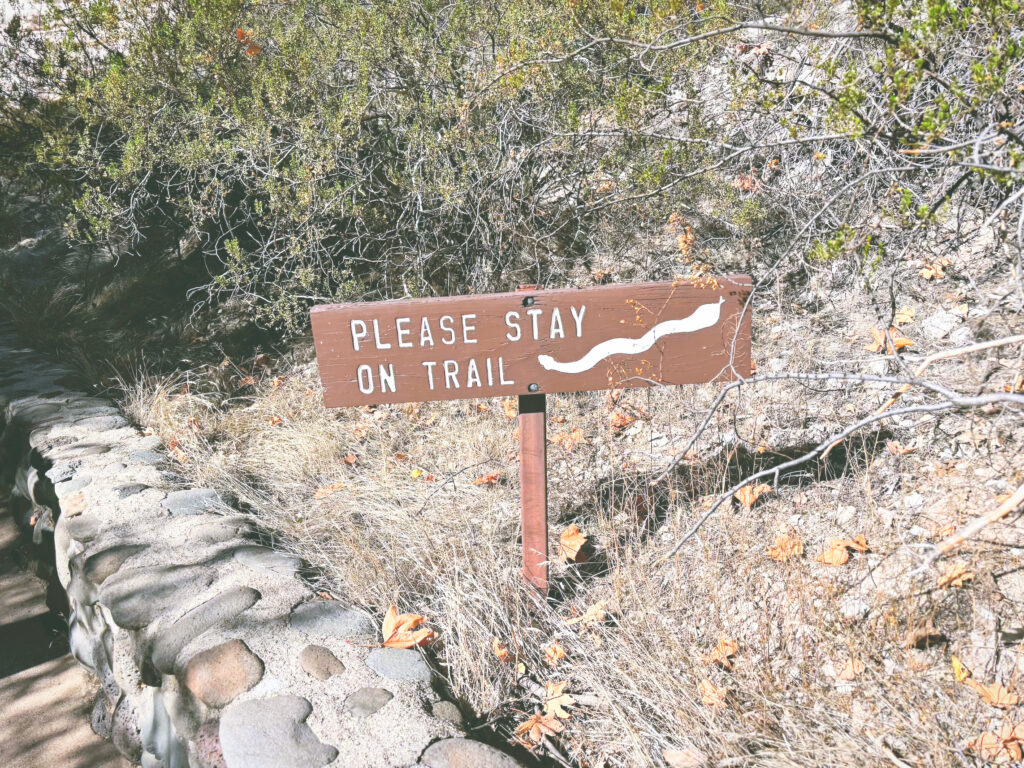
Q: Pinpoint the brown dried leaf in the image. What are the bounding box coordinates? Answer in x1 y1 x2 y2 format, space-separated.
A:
952 655 971 683
766 534 804 562
965 679 1019 709
565 601 608 627
706 636 739 670
514 713 563 748
937 561 973 588
662 749 708 768
380 605 437 649
837 658 865 681
473 471 502 486
313 481 346 500
734 483 771 510
886 440 915 455
697 679 728 707
558 524 588 563
492 638 510 662
543 680 575 719
545 640 566 666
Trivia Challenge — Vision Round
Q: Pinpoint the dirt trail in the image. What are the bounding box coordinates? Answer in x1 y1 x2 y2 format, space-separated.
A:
0 502 127 768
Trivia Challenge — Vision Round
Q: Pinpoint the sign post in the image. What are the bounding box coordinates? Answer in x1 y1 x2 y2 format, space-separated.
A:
310 276 752 593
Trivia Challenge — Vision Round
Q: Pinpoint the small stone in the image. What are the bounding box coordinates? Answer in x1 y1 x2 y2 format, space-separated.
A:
46 460 81 484
288 601 375 640
116 483 151 499
55 474 92 496
130 450 166 466
344 687 393 717
233 546 301 576
299 645 345 680
420 739 525 768
83 545 147 585
219 696 338 768
840 597 871 621
183 640 264 708
103 565 216 629
920 310 960 340
364 648 432 682
162 488 223 516
151 587 262 673
431 700 463 725
54 442 111 458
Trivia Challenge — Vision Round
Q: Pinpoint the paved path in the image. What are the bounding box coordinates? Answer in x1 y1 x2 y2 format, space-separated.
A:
0 500 127 768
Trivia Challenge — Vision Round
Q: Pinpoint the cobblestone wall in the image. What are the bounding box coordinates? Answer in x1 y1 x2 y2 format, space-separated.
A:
0 326 525 768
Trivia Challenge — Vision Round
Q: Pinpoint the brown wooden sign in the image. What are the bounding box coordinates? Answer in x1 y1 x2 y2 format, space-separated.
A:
311 276 752 406
311 276 752 593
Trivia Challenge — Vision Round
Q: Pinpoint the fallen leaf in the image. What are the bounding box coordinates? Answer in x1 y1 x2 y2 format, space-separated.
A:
952 655 971 682
543 680 575 719
410 468 424 479
734 483 771 510
187 416 201 434
270 376 284 388
663 749 708 768
558 524 588 563
238 375 256 387
837 658 865 681
965 679 1019 709
919 260 948 280
314 481 346 500
502 399 517 419
766 534 804 562
168 439 188 463
265 414 283 426
886 440 915 455
381 605 437 649
343 452 357 466
938 561 973 588
565 601 608 627
610 412 635 432
706 636 739 670
834 535 870 553
545 640 566 666
697 679 727 707
493 637 510 662
514 712 563 747
1005 374 1024 394
893 306 915 325
551 428 586 451
968 728 1023 763
816 542 850 566
473 470 502 486
864 327 915 354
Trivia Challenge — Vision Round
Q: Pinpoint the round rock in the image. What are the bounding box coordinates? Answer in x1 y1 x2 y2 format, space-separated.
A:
288 601 375 640
343 687 393 717
219 696 338 768
364 648 432 682
420 739 525 768
299 645 345 681
183 639 264 708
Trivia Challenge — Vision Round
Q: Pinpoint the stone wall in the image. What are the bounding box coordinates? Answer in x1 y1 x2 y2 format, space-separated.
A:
0 325 526 768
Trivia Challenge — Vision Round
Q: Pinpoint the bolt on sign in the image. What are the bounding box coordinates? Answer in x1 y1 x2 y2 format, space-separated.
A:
311 275 752 590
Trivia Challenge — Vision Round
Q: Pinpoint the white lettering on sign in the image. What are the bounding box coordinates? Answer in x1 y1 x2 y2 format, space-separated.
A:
538 297 723 374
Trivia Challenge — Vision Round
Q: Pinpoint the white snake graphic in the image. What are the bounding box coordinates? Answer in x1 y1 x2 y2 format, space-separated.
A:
537 297 725 374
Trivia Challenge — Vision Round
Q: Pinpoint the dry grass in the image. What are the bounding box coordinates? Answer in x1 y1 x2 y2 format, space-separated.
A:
117 292 1024 767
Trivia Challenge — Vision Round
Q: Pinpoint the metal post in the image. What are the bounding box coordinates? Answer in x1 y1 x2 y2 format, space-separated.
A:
518 393 548 592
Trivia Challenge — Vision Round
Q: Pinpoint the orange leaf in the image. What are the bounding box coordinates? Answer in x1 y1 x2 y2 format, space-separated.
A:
265 414 283 426
886 440 915 455
493 638 510 662
837 658 865 681
543 680 575 719
502 399 517 419
380 604 437 649
551 428 586 452
473 470 502 486
514 712 563 747
610 412 635 433
313 481 346 500
343 452 357 465
565 601 608 627
766 534 804 562
557 524 588 563
734 483 771 510
937 561 973 588
697 679 727 707
965 679 1019 709
816 542 850 566
545 639 566 666
706 636 739 670
893 306 915 325
833 535 870 553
